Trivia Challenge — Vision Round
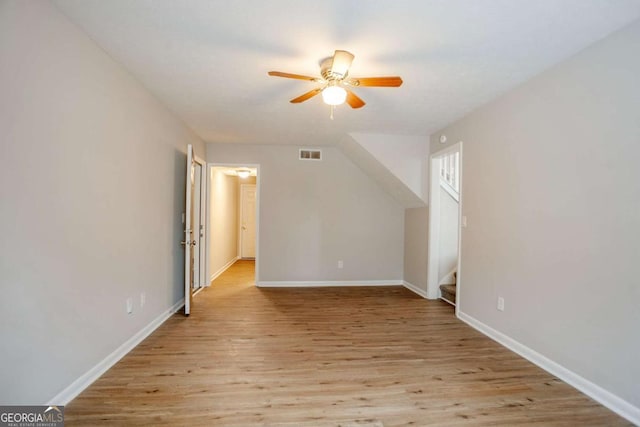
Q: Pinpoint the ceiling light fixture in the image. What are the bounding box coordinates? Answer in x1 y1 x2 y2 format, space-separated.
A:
237 169 251 179
322 85 347 106
268 49 403 112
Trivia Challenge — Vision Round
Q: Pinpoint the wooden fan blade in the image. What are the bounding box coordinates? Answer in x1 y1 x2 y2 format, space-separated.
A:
345 89 365 109
290 88 322 103
331 50 355 77
349 76 403 87
268 71 320 82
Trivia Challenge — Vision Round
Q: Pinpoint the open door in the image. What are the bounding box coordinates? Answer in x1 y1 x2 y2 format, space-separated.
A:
183 144 196 316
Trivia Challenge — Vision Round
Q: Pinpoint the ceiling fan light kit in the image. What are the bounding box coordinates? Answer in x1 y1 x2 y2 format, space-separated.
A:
322 85 347 106
268 49 402 116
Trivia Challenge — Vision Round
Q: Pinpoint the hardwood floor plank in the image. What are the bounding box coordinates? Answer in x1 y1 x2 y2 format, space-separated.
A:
65 260 630 426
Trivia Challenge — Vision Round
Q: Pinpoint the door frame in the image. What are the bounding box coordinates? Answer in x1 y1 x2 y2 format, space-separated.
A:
193 153 207 295
427 141 463 316
206 163 261 287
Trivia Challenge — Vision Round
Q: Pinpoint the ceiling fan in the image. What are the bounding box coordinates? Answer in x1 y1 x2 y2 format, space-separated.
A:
268 50 402 111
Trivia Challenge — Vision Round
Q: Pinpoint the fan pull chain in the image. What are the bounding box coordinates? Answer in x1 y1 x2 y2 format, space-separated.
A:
330 105 335 120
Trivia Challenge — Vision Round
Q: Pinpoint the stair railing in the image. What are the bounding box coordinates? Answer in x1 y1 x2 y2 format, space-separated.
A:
440 151 460 200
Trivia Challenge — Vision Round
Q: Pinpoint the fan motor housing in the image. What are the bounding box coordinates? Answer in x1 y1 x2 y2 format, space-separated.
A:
320 57 348 81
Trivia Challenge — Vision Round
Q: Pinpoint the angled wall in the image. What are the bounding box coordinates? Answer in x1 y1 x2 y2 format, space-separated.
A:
338 135 426 208
349 132 429 201
341 134 431 292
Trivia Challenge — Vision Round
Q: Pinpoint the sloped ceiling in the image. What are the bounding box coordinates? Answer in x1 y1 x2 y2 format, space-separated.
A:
54 0 640 146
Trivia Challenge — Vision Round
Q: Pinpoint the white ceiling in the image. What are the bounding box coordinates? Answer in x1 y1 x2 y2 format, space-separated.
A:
54 0 640 146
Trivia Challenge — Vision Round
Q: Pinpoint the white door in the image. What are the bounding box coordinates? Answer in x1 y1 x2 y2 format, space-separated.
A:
183 145 196 316
197 162 207 289
240 184 256 259
192 162 202 291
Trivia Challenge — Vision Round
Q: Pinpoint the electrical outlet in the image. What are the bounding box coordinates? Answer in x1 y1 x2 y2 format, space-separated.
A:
126 297 133 314
497 297 505 312
338 260 344 269
140 292 146 308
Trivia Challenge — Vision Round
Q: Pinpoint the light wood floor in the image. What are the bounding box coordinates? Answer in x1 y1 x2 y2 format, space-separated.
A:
66 260 629 426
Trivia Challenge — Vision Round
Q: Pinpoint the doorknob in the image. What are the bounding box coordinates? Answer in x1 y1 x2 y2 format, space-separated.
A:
191 241 197 246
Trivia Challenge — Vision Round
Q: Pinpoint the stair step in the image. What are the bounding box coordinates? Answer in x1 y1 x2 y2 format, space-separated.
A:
440 284 456 306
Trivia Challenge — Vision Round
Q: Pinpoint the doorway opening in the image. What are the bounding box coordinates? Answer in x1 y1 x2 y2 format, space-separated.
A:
206 164 259 287
427 142 463 313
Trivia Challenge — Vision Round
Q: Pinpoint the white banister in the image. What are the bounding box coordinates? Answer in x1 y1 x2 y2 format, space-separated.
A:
440 151 460 195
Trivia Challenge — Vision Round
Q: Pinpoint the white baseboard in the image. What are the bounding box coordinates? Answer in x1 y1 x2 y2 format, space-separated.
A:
209 256 239 284
458 311 640 425
257 280 402 288
402 281 429 299
47 298 184 406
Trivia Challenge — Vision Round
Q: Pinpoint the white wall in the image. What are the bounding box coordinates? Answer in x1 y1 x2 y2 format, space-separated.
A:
438 188 459 284
208 169 239 280
0 1 205 404
206 144 404 283
403 207 429 291
432 21 640 410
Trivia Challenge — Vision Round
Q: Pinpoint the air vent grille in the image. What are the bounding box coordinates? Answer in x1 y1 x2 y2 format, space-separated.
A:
299 149 322 161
